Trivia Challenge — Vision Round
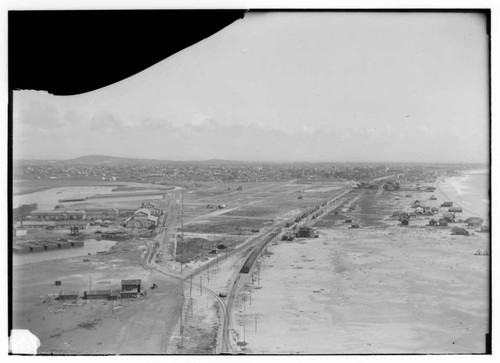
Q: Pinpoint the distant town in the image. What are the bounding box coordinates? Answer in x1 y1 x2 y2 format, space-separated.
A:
13 155 481 186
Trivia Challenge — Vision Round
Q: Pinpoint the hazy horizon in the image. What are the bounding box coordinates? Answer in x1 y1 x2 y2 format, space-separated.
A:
12 153 490 166
12 12 489 163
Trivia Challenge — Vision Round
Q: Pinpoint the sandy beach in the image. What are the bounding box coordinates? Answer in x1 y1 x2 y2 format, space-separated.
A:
232 177 490 354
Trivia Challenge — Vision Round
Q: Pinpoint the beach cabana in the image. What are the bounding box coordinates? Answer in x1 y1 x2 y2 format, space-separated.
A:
465 217 483 227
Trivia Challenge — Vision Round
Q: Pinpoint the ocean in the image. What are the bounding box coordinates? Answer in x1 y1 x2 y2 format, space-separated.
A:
439 169 490 221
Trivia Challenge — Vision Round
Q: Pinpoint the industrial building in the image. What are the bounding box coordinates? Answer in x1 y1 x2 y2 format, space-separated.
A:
125 208 158 228
20 220 90 231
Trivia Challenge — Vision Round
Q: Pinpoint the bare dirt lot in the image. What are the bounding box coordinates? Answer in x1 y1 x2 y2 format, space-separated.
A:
11 239 183 354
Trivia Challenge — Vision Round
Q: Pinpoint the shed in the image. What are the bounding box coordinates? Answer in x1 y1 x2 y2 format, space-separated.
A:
442 213 455 221
451 227 469 236
465 217 483 227
296 226 315 238
120 291 138 299
121 279 141 293
57 241 72 249
58 291 79 300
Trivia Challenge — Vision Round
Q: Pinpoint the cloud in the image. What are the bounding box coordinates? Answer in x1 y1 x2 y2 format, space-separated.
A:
90 112 124 133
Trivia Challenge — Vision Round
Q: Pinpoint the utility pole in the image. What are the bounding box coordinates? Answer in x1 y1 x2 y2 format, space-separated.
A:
190 275 193 297
249 290 252 305
180 304 183 348
181 190 184 244
243 321 246 346
89 275 92 291
200 276 202 296
257 264 260 285
207 265 210 282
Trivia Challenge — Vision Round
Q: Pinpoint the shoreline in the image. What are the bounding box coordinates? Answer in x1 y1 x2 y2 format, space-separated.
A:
436 172 489 221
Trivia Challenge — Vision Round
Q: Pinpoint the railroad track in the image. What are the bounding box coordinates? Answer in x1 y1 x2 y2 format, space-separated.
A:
147 187 359 353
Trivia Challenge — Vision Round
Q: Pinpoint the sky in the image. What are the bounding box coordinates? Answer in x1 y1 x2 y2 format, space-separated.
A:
12 11 490 163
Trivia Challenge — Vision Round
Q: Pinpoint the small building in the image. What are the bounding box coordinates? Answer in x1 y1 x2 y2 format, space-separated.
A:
20 220 56 231
431 207 439 213
441 202 453 207
85 209 119 221
448 207 463 213
438 219 448 226
126 208 158 228
143 203 162 216
430 195 437 200
121 279 141 293
428 219 438 226
442 212 455 222
31 210 67 221
466 217 483 227
478 225 489 233
451 227 469 236
350 223 360 229
66 210 87 220
425 186 436 192
400 219 409 226
296 226 315 238
58 291 79 300
120 291 139 299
